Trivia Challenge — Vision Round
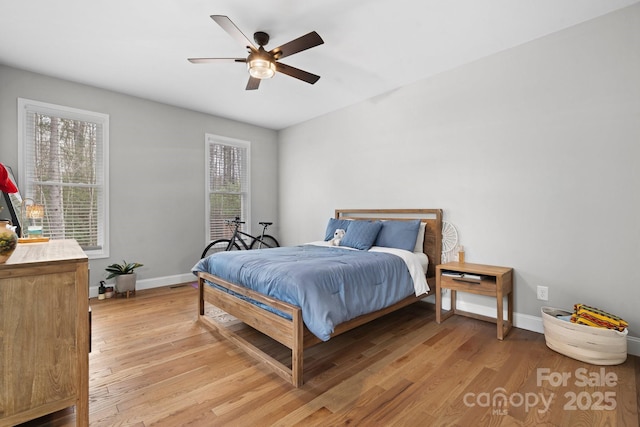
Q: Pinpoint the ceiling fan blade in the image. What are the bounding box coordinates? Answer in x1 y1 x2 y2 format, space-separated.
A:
246 76 261 90
188 58 246 64
211 15 256 51
269 31 324 60
275 62 320 85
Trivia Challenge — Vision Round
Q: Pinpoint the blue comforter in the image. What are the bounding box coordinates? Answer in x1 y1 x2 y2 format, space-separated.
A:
192 244 416 341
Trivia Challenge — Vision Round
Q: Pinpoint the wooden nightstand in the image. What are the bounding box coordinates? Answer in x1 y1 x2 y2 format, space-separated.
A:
435 261 514 340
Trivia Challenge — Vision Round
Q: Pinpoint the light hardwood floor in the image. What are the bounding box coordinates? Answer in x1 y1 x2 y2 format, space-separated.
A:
20 284 639 426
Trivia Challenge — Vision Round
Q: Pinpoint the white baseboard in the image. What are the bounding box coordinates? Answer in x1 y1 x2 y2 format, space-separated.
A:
422 293 639 357
89 272 196 298
627 335 640 356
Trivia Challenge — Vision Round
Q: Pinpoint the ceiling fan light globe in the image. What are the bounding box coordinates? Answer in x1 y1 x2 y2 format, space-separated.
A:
248 58 276 79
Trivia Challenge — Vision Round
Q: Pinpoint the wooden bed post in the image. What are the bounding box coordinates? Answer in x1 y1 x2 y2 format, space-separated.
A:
292 309 304 387
199 277 205 315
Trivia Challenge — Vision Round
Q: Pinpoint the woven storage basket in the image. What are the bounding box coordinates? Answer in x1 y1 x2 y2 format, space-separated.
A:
541 307 627 365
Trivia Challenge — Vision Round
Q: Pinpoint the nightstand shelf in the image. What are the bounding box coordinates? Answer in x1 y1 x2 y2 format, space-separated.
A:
435 261 514 340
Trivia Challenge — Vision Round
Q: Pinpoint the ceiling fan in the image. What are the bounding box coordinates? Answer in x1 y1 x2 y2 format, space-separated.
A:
188 15 324 90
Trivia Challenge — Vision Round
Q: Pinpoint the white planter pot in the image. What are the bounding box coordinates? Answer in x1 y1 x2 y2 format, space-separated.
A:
115 273 136 293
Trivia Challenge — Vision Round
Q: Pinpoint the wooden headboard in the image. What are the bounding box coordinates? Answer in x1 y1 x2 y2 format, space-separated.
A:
335 209 443 282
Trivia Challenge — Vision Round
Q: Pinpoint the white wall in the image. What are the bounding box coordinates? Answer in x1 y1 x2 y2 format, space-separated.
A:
278 5 640 342
1 6 637 352
0 65 278 291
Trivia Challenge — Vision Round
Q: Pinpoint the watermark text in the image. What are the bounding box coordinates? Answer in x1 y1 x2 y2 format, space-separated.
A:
463 367 618 415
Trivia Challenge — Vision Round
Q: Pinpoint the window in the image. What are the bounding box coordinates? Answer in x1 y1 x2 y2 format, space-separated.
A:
18 98 109 258
205 134 250 242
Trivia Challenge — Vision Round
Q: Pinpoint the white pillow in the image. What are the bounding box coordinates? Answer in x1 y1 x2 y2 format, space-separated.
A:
413 222 426 253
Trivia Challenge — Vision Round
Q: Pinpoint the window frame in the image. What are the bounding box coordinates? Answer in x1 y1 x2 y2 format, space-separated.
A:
17 98 110 259
205 134 251 245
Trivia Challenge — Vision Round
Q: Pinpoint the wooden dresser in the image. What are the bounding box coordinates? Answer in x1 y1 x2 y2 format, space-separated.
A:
0 239 89 426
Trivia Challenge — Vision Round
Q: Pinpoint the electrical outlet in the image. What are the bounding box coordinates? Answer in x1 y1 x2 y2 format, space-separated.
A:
537 286 549 301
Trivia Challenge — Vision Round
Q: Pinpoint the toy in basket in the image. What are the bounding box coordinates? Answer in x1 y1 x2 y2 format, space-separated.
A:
541 306 627 365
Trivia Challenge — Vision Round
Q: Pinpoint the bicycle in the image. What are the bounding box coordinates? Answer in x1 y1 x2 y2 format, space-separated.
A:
201 217 280 258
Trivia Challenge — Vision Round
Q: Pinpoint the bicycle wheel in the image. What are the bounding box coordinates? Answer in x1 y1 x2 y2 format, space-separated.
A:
249 235 280 250
201 239 241 258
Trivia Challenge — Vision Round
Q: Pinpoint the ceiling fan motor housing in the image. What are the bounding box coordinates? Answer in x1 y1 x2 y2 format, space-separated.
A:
253 31 270 47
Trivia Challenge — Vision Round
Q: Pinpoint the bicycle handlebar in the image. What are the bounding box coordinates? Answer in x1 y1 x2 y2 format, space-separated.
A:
225 217 245 225
225 217 273 228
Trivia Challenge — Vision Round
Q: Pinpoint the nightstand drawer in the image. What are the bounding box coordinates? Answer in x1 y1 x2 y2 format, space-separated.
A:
439 274 496 296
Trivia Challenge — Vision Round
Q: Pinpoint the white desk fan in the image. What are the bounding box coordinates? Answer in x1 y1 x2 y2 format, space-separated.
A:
441 221 459 263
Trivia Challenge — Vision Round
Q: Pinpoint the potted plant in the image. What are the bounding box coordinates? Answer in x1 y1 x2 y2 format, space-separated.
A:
105 260 143 297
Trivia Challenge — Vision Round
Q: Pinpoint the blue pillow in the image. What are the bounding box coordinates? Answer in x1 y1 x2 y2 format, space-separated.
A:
324 218 352 241
339 220 383 250
374 219 421 252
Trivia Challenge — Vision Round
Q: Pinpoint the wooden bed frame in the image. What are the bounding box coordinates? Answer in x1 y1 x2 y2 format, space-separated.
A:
197 208 443 387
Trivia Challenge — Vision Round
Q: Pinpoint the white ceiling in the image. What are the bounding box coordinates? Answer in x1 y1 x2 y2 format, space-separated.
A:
1 0 637 130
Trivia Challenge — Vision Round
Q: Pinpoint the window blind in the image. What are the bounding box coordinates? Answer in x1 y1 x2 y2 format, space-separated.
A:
19 99 109 257
206 135 250 241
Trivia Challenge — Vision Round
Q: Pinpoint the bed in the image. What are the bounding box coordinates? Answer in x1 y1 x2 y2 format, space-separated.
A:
193 208 443 387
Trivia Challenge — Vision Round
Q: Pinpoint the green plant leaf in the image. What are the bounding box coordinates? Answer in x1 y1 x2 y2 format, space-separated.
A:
105 259 143 279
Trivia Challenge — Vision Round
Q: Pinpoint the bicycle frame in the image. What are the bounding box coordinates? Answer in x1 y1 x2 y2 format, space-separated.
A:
225 220 272 250
226 227 251 250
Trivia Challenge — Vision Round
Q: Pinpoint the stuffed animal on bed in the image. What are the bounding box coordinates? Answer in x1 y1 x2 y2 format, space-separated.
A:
330 229 346 246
